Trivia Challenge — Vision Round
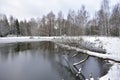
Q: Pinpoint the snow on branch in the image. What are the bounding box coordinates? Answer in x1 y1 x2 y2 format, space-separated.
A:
54 42 120 63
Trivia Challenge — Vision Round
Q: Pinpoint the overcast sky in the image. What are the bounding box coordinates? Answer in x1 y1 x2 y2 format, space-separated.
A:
0 0 119 20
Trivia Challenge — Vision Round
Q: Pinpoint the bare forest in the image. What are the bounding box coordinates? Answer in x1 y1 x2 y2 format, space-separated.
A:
0 0 120 37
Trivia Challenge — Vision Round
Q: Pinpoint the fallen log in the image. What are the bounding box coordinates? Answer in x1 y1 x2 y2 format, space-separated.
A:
54 42 120 63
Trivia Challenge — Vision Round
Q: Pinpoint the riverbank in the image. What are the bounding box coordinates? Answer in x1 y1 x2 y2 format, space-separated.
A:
0 36 120 80
54 36 120 80
80 36 120 80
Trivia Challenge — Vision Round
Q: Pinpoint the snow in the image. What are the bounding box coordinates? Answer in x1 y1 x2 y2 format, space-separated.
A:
55 41 120 62
81 36 120 56
100 63 120 80
78 36 120 80
53 36 120 80
0 36 54 43
0 36 120 79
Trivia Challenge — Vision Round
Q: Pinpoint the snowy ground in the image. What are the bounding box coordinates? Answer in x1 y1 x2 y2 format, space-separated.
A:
0 36 120 80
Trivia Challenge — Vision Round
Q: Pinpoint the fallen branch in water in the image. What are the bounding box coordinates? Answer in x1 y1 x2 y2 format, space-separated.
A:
71 53 79 57
73 55 89 66
54 42 120 63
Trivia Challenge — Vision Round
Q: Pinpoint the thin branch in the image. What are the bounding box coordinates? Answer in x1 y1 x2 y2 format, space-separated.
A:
73 55 89 66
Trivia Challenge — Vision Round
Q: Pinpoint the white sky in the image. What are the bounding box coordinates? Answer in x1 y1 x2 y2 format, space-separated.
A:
0 0 119 20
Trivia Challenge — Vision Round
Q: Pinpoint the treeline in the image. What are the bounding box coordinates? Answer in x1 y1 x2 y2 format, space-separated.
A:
0 0 120 37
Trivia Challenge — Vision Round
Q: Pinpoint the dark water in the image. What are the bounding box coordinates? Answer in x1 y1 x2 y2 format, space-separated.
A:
0 42 109 80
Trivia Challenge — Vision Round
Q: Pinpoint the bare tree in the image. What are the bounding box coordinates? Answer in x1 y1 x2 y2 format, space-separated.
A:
97 0 110 36
39 16 47 36
75 5 89 35
57 11 64 36
86 13 99 35
46 11 55 36
110 3 120 36
28 18 39 36
0 14 9 36
67 10 76 36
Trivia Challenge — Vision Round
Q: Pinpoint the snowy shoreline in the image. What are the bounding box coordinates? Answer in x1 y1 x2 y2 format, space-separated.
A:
0 36 120 80
0 36 55 43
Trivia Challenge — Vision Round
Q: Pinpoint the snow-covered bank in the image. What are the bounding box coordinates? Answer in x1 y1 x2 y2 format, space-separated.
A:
100 63 120 80
0 36 55 43
80 36 120 57
54 42 120 62
81 37 120 80
53 36 120 80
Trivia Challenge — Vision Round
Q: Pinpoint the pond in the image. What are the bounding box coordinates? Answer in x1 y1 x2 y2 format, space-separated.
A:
0 42 110 80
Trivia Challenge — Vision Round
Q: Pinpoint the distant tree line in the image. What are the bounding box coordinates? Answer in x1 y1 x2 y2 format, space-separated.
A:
0 0 120 37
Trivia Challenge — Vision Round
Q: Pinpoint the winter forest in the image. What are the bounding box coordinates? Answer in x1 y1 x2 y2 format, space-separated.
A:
0 0 120 37
0 0 120 80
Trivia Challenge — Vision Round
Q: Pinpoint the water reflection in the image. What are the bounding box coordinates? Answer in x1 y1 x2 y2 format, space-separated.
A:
0 42 77 80
0 42 109 80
